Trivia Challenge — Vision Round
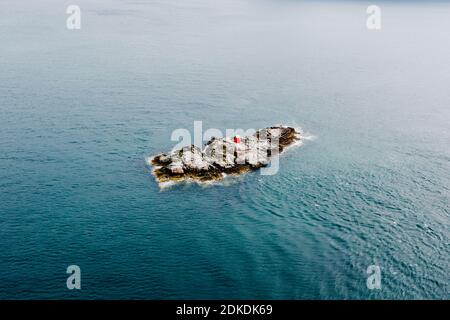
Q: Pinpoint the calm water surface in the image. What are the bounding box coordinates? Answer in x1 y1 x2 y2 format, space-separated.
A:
0 0 449 299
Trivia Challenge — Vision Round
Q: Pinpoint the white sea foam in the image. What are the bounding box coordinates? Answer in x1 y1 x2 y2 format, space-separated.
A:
302 133 317 141
296 127 317 141
158 180 177 190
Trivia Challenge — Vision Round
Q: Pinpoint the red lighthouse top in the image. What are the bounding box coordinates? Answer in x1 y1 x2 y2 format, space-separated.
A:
233 135 241 144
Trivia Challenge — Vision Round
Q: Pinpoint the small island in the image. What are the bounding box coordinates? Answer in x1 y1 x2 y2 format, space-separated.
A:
149 125 301 187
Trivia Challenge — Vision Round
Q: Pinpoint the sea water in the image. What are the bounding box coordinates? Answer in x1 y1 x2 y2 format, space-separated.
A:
0 0 449 299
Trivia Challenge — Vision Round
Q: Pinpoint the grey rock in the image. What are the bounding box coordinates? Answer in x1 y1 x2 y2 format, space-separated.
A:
150 125 301 186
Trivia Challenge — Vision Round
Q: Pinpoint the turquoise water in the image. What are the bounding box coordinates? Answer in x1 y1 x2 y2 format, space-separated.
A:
0 0 449 299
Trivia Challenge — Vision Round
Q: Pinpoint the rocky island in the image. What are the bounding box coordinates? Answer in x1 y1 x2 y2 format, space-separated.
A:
149 125 301 187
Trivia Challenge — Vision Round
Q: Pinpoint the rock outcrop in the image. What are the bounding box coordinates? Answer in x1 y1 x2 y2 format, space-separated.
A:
149 125 301 186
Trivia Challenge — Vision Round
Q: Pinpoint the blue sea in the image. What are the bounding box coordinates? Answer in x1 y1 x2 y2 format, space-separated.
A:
0 0 449 299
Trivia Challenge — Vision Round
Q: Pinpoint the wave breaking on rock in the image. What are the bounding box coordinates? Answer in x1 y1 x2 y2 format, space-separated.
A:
148 125 301 188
